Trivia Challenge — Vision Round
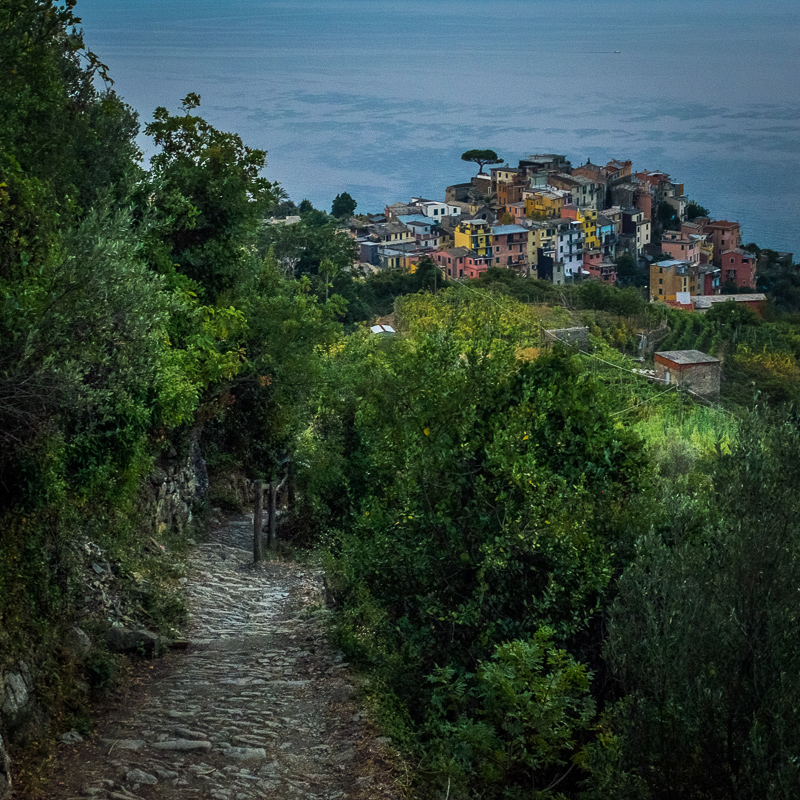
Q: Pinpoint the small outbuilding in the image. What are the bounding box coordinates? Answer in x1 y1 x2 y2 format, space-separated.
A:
654 349 720 398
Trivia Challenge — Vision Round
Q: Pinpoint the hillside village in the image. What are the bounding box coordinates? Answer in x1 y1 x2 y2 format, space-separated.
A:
316 153 793 313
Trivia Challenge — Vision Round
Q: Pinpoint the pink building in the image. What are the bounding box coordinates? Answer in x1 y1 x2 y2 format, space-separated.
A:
721 248 756 289
661 231 700 264
583 249 617 284
490 224 529 269
703 220 742 266
506 202 527 223
433 247 492 279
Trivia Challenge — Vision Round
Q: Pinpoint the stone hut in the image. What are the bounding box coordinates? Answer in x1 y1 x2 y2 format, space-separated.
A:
654 350 721 398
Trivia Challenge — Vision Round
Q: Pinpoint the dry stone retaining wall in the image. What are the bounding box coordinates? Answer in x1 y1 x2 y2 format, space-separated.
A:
0 438 210 800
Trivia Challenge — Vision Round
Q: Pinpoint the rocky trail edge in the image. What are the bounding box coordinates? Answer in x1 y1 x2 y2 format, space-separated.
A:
23 514 402 800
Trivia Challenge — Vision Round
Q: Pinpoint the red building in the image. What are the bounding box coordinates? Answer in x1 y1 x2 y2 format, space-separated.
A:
721 248 756 289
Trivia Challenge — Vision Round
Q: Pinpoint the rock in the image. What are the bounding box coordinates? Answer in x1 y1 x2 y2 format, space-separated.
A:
0 733 11 800
172 726 207 740
100 739 146 751
330 684 355 702
151 739 212 751
153 767 179 780
1 671 28 717
221 746 267 762
125 769 158 786
65 627 92 659
106 627 159 656
58 730 84 744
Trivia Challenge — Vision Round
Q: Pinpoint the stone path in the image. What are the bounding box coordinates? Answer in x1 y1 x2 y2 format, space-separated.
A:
33 516 400 800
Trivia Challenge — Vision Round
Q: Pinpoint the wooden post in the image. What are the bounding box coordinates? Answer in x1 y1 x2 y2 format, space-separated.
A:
287 459 296 511
267 480 277 549
267 474 288 549
253 480 264 562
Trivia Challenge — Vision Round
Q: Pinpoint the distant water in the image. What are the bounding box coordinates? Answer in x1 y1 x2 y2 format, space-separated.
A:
77 0 800 254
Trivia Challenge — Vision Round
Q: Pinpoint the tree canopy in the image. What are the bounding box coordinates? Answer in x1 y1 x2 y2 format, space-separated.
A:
331 191 357 218
461 148 503 175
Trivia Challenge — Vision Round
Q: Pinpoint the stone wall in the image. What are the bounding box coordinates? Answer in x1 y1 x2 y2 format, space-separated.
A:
143 435 209 536
544 326 590 351
0 436 210 799
654 360 721 398
0 663 33 799
0 733 10 799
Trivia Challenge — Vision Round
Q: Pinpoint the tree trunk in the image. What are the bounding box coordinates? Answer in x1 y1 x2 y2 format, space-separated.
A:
253 480 264 562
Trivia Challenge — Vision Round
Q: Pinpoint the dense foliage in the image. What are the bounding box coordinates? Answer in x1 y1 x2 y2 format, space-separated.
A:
3 5 800 799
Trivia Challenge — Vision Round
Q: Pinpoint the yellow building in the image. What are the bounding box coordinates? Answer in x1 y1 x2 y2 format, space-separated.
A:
650 259 699 302
524 189 565 219
454 220 493 256
524 220 558 265
579 208 600 250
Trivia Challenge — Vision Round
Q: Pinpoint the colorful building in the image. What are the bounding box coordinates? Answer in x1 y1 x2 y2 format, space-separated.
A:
650 259 698 302
489 224 529 269
596 213 617 260
396 215 441 250
433 247 492 279
547 173 602 210
661 230 700 265
553 218 584 278
583 249 617 284
454 219 493 256
621 208 651 256
720 248 757 289
563 206 600 250
520 219 558 266
703 220 742 266
411 198 462 221
524 188 568 219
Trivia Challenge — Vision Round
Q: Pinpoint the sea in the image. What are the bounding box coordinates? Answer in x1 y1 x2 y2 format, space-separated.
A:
76 0 800 255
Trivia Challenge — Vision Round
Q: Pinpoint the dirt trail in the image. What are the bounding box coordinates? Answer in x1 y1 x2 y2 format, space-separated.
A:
27 515 401 800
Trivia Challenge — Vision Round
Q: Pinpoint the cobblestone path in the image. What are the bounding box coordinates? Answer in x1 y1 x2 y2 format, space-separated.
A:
38 516 400 800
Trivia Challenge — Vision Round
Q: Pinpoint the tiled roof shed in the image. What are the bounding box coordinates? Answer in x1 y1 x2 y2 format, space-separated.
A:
655 350 720 366
654 350 721 397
